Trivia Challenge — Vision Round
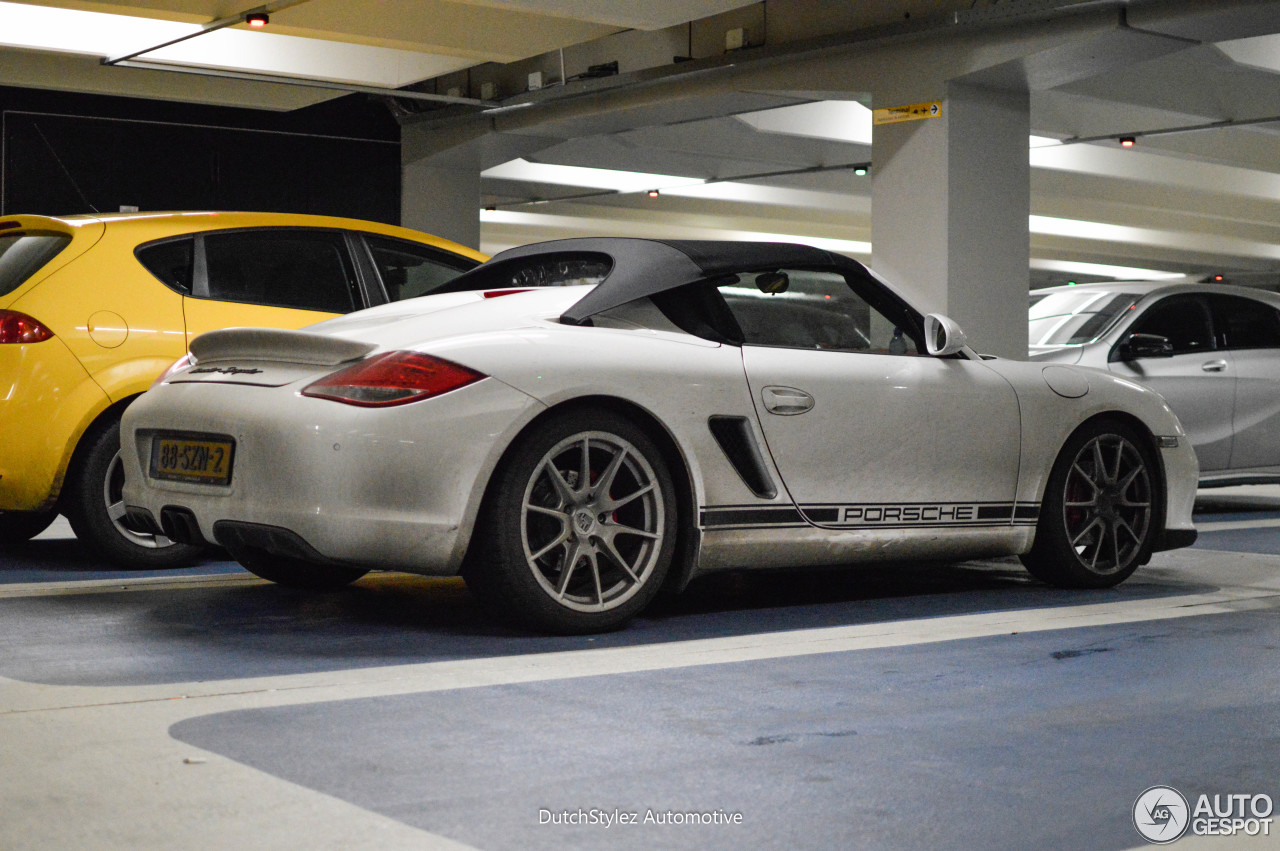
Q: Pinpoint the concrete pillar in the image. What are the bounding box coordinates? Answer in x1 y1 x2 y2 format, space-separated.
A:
401 120 488 251
871 81 1029 359
401 156 481 251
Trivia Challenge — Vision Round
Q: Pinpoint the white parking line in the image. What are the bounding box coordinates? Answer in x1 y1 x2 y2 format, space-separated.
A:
6 572 1279 717
1195 517 1280 532
0 573 261 598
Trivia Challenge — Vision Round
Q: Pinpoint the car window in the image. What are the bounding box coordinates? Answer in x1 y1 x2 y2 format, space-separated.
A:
364 235 476 301
1029 290 1139 347
136 238 194 294
202 230 357 313
1129 295 1214 355
715 269 922 355
0 231 72 297
435 252 613 295
1209 294 1280 350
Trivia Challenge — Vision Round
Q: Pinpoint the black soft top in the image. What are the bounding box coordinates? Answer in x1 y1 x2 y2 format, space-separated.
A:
443 237 876 325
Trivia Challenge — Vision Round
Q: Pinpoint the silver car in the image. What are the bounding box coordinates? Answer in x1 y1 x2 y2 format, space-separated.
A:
1030 281 1280 486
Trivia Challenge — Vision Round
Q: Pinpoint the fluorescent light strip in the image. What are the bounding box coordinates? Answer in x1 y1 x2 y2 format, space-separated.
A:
482 210 1189 280
481 159 705 193
480 209 869 255
0 0 468 88
1030 259 1186 281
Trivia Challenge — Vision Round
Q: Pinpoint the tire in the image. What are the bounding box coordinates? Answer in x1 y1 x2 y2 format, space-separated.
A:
0 508 58 545
465 408 678 634
1020 419 1161 588
228 546 369 591
63 417 203 569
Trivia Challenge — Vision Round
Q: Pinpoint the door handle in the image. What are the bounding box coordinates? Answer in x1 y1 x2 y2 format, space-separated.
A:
1201 360 1228 373
762 385 814 415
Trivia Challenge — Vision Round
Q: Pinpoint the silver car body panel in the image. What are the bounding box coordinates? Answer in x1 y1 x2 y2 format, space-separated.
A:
1031 281 1280 483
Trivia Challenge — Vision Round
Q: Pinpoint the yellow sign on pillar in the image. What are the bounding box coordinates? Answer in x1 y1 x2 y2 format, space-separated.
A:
872 101 943 125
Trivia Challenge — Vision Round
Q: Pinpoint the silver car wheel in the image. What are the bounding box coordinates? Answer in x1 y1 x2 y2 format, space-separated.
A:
520 431 665 613
103 449 175 550
1061 433 1152 575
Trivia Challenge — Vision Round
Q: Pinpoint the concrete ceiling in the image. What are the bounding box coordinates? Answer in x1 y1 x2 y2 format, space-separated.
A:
4 0 1280 287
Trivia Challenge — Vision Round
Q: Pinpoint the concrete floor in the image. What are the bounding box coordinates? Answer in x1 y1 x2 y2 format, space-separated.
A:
2 490 1279 850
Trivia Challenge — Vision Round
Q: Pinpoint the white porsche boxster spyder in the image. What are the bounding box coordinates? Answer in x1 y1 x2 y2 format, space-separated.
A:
121 239 1198 633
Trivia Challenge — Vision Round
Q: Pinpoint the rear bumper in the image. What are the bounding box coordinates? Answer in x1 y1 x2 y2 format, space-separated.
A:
121 375 543 574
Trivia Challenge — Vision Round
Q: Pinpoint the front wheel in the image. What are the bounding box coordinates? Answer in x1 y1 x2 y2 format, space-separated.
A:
63 417 204 569
465 409 678 634
1021 419 1161 588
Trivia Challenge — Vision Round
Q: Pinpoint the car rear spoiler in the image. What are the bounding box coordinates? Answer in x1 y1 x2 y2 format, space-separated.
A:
190 328 376 366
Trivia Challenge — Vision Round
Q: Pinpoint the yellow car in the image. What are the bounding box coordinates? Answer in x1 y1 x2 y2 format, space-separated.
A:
0 211 484 566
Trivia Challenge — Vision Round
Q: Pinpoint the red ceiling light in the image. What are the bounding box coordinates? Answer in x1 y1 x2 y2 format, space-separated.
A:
1119 136 1136 148
647 189 660 198
1213 274 1225 282
245 12 269 27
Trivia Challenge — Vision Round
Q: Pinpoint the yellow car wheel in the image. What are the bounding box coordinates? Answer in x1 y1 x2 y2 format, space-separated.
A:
63 418 203 569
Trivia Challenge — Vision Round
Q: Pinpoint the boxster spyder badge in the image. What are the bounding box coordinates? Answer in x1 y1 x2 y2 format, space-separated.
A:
121 238 1198 634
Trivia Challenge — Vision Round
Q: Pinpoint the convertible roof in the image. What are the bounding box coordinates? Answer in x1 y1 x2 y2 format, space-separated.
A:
480 237 868 324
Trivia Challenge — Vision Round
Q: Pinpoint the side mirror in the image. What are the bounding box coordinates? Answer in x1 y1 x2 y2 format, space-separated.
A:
924 313 969 357
1117 332 1174 360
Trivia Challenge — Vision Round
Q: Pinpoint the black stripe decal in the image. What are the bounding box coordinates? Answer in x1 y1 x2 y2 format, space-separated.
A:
701 507 805 528
701 502 1042 530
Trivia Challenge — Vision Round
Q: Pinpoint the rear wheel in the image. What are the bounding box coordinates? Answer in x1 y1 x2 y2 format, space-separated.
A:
465 409 678 634
0 508 58 545
228 546 369 591
1021 419 1160 588
63 417 203 569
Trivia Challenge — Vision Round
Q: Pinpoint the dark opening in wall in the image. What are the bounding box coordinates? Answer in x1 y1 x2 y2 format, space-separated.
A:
0 86 401 224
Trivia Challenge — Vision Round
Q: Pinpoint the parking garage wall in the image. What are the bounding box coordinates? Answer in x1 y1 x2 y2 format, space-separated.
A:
0 86 400 224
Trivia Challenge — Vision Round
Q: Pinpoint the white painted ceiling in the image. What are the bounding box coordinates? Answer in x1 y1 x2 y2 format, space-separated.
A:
3 0 1280 286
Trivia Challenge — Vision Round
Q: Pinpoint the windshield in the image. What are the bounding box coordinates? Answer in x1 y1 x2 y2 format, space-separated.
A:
0 232 72 298
1028 290 1140 347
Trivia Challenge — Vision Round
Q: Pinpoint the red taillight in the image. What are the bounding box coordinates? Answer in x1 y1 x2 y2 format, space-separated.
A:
153 353 193 387
0 310 54 344
302 351 485 407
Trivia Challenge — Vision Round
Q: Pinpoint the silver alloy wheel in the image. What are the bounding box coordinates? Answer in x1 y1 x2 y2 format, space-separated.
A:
1061 433 1152 575
520 431 665 612
103 449 175 550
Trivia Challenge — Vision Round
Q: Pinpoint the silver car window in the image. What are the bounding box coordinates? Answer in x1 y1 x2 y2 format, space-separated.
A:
1028 290 1139 346
1208 294 1280 350
1130 295 1215 355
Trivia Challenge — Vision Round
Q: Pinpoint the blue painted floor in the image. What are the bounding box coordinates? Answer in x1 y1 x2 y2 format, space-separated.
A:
4 493 1279 850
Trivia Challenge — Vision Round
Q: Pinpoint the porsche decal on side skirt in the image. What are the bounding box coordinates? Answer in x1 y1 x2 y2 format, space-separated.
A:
700 503 1040 530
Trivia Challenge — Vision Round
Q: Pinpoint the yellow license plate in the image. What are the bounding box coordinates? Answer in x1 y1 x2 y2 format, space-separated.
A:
149 434 235 485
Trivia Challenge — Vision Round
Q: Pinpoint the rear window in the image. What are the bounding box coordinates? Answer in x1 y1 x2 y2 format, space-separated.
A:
0 232 72 297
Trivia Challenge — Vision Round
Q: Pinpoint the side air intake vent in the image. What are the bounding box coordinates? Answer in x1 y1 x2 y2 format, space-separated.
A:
708 416 777 499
